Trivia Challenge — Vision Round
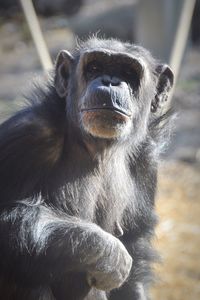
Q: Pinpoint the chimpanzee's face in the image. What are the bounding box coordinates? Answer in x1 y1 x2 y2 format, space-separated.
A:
54 39 174 142
77 50 145 140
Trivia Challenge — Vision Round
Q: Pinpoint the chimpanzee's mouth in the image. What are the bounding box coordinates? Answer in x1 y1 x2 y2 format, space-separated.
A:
81 107 132 118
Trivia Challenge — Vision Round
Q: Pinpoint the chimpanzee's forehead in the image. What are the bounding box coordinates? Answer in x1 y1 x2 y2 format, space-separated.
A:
76 37 155 66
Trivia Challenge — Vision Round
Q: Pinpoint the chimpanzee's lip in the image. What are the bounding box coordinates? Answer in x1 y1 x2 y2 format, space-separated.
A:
81 107 132 117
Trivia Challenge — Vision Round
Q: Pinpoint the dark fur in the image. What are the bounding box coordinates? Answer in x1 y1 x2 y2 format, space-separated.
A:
0 37 174 300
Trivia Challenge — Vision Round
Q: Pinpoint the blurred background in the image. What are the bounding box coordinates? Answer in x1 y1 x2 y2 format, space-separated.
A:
0 0 199 299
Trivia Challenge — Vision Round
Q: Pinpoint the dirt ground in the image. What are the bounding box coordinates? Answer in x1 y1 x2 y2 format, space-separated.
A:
0 12 200 300
151 162 200 300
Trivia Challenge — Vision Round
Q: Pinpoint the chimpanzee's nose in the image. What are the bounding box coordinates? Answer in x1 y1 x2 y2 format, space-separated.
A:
101 75 120 86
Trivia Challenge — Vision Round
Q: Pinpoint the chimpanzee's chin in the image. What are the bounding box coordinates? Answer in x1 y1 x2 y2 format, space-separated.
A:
81 110 131 139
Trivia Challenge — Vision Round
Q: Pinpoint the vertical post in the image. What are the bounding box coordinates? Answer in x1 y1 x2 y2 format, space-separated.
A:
20 0 53 71
169 0 196 84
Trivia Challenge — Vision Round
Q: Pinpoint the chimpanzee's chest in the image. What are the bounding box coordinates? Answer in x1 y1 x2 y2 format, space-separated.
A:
59 167 135 235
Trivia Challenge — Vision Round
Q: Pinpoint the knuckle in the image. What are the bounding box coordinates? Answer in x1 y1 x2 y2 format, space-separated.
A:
87 233 132 291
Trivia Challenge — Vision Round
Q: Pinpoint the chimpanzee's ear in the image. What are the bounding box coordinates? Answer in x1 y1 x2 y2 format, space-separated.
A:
151 64 174 113
54 50 74 98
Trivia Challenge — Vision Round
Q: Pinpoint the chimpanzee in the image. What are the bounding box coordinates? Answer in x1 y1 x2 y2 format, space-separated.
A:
0 37 174 300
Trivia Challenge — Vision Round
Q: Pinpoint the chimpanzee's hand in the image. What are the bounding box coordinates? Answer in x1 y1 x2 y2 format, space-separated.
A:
86 230 132 291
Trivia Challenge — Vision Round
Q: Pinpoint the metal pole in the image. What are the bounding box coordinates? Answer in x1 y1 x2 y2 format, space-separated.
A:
20 0 53 71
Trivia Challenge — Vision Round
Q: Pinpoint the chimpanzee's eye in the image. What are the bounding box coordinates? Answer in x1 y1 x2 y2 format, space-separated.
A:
86 61 102 74
119 67 140 89
122 65 139 79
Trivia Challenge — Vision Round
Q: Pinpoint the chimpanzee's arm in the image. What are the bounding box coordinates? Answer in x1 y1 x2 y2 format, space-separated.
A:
0 201 133 291
0 203 115 280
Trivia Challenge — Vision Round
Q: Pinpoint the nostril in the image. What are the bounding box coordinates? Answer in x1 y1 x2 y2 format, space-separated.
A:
102 79 110 86
111 77 120 86
101 75 111 86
